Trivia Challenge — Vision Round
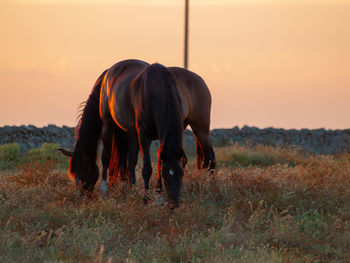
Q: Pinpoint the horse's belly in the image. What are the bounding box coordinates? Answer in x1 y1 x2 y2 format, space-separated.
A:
111 111 129 132
109 86 135 132
179 89 190 120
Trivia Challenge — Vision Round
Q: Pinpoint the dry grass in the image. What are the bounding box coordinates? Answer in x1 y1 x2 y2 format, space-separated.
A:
1 147 350 262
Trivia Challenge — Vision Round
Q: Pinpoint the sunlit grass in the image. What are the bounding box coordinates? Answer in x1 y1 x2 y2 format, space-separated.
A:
1 145 350 262
215 144 310 168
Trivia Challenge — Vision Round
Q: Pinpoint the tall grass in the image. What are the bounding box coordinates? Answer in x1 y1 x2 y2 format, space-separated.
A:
1 145 350 262
215 144 309 168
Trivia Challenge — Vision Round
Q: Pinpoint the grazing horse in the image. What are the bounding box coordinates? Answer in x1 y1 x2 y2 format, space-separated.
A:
59 59 215 207
108 65 216 195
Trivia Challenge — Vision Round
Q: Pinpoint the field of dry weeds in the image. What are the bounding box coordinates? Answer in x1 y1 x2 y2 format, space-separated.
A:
1 144 350 262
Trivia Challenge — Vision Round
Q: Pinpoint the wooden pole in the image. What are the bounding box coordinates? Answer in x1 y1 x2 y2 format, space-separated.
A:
184 0 189 69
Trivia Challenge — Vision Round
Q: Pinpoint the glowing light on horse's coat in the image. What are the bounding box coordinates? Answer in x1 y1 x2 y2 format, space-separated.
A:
109 96 128 132
136 120 144 157
68 158 75 181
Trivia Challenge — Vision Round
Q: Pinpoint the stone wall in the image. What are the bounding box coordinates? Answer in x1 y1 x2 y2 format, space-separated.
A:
0 125 75 152
209 126 350 155
1 125 349 155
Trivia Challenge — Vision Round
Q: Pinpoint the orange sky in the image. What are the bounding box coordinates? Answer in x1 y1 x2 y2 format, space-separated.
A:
1 0 349 129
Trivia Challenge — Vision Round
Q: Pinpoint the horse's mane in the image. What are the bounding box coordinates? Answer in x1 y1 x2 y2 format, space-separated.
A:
70 70 107 175
73 101 86 138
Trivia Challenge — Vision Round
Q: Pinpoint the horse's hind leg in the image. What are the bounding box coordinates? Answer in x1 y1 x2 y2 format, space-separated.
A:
127 135 139 186
195 138 204 169
155 155 162 194
190 122 216 171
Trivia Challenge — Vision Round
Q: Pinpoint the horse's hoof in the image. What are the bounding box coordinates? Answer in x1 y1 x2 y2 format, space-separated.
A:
143 196 151 205
152 196 165 205
169 200 180 210
169 204 179 210
100 192 107 200
100 180 108 198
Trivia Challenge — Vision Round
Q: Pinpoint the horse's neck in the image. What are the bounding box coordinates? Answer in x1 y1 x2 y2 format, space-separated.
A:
76 137 94 160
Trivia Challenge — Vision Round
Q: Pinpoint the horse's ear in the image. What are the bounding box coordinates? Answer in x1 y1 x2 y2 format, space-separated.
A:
58 148 72 157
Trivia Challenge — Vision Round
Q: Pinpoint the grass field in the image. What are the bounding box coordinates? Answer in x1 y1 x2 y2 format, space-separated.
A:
1 143 350 262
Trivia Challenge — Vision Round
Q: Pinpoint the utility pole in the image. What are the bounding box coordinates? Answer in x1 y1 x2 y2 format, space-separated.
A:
184 0 189 69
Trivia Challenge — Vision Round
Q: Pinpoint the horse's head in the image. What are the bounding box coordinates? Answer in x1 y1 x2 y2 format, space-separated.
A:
160 148 187 209
58 142 99 196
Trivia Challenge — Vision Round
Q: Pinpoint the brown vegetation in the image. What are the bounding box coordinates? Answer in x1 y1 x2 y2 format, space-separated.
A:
1 146 350 262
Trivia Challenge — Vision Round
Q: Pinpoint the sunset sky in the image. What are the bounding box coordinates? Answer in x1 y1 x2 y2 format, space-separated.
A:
1 0 349 129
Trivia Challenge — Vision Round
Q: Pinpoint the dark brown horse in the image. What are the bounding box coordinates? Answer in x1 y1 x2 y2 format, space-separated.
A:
59 59 215 207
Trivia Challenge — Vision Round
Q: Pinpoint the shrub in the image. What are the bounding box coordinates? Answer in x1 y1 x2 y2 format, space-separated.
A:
212 136 232 148
0 143 22 169
26 143 68 168
27 143 60 160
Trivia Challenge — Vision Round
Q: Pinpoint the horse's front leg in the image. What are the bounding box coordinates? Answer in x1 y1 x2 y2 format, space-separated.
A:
153 154 166 205
138 134 152 204
100 121 114 197
101 146 110 198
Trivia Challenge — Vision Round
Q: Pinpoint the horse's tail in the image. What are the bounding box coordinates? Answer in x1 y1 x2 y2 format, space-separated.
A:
108 125 129 185
143 64 184 160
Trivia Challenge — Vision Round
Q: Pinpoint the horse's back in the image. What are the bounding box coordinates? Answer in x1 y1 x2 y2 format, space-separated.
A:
99 59 149 130
101 59 148 101
168 67 212 125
